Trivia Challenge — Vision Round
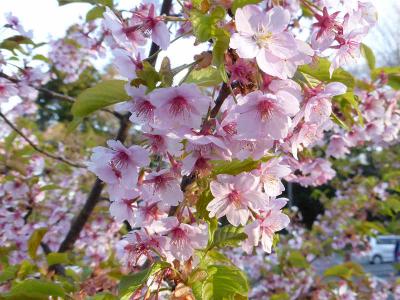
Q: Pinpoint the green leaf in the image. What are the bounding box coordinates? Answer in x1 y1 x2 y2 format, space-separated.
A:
32 54 49 63
209 225 247 249
89 293 118 300
211 158 264 176
190 7 226 43
197 189 214 220
333 92 363 126
86 6 106 21
386 197 400 213
298 57 355 89
331 112 349 130
118 261 170 299
46 253 70 265
361 43 375 70
17 260 36 279
40 184 62 191
71 80 129 117
191 0 210 12
271 293 290 300
5 279 65 299
185 66 223 87
0 35 34 54
212 28 230 82
371 66 400 90
0 265 19 283
58 0 97 5
136 61 161 91
287 251 309 269
202 265 249 300
27 228 47 260
323 262 364 280
231 0 262 14
4 131 17 151
159 57 174 87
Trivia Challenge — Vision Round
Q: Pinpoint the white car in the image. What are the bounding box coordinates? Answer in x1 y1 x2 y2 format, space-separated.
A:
367 235 400 264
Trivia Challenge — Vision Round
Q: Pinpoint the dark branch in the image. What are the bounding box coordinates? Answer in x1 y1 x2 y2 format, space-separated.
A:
0 111 86 168
58 114 131 253
0 72 122 118
169 82 233 216
209 83 231 119
41 242 66 276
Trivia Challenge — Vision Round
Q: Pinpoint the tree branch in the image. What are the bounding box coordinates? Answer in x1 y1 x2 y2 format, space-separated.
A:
0 72 122 119
0 111 86 168
209 82 231 119
58 114 131 253
169 82 233 216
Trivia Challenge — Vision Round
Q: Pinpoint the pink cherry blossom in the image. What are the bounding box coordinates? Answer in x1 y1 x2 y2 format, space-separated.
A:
131 201 168 227
103 8 146 51
229 139 273 161
242 198 290 253
0 79 18 103
116 85 156 125
326 134 350 159
255 158 291 197
361 93 385 122
4 12 33 38
112 49 143 80
234 90 294 139
230 5 312 79
142 129 182 156
207 173 266 226
329 13 368 76
154 217 208 261
131 4 170 50
4 181 29 199
109 189 140 224
88 140 150 187
141 169 183 206
304 82 346 124
122 229 168 267
150 83 211 131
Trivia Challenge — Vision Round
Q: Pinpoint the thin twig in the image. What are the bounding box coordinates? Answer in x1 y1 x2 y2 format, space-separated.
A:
0 111 85 168
0 72 122 118
168 82 234 216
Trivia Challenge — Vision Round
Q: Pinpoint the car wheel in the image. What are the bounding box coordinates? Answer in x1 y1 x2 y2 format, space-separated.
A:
372 255 383 264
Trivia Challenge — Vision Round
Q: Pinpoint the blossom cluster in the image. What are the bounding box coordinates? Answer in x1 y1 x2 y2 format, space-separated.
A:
85 0 378 273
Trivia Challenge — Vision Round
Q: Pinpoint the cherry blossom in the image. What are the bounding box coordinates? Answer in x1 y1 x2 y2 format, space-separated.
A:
242 198 290 253
230 5 312 79
149 83 211 131
88 140 149 187
207 173 266 226
233 90 294 139
141 169 183 206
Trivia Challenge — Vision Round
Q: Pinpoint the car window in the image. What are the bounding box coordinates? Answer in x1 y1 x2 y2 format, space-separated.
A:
377 238 396 245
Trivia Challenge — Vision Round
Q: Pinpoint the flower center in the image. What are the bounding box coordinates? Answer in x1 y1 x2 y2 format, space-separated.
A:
110 151 130 176
171 227 188 248
135 100 155 120
169 96 191 117
228 190 242 207
254 28 272 48
257 99 275 121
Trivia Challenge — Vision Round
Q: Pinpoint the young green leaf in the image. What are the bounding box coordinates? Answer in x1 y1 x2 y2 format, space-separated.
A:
28 228 47 260
185 66 223 87
71 80 129 117
361 43 375 70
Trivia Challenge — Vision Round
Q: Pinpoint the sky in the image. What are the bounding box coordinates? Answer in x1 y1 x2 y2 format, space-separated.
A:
0 0 398 70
